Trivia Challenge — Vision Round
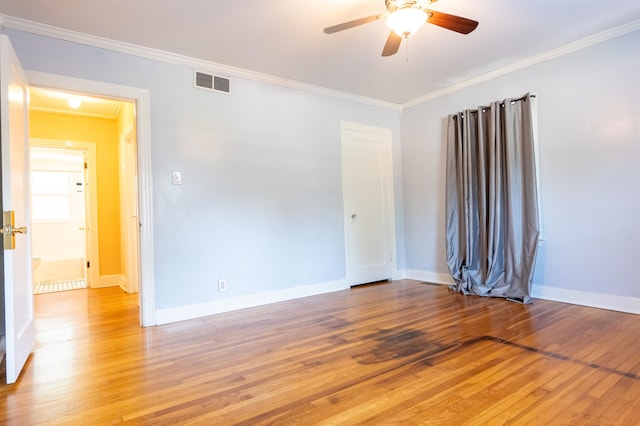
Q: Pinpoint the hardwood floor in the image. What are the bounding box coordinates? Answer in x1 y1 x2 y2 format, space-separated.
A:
1 280 640 424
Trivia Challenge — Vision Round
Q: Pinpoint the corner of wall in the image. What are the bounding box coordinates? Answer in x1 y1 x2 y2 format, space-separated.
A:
97 274 126 289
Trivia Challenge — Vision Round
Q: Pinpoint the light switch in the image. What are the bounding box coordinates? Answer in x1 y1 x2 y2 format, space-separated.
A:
172 171 182 185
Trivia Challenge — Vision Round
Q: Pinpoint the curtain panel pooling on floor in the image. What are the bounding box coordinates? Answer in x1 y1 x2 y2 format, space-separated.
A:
445 93 540 303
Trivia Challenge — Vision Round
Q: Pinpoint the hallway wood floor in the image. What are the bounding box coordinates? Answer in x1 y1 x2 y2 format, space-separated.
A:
1 280 639 424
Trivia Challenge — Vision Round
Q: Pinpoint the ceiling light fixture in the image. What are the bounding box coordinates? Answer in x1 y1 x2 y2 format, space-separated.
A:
67 96 82 109
386 7 427 38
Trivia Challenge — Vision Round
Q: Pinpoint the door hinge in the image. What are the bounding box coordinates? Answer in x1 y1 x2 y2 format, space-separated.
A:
87 261 90 268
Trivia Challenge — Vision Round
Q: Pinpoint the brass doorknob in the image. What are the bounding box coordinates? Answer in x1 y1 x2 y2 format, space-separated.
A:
13 226 27 235
2 211 27 250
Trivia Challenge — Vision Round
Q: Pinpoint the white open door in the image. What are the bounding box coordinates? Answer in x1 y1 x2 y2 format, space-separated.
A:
341 121 395 286
1 35 35 384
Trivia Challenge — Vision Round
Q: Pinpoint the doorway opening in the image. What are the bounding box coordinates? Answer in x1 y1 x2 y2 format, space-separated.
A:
28 87 140 302
30 145 89 294
24 71 155 327
1 58 155 383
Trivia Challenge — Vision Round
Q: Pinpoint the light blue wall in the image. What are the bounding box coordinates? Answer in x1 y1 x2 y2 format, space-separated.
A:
4 29 404 309
7 25 638 311
401 30 640 298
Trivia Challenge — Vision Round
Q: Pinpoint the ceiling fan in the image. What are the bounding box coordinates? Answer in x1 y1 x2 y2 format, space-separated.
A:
324 0 478 57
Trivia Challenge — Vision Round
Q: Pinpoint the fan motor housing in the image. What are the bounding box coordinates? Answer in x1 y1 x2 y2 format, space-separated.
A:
385 0 431 12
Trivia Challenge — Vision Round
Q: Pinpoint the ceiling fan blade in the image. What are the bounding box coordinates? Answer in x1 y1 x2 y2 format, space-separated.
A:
381 31 402 57
425 10 479 34
324 15 385 34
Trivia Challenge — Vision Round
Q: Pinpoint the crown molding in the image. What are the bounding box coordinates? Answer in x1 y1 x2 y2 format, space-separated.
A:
402 18 640 109
3 14 639 112
1 15 402 112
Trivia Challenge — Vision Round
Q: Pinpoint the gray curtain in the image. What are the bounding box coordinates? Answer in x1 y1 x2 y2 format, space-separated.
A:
445 93 540 303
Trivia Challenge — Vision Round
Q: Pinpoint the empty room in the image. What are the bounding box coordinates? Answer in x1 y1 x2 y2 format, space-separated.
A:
0 0 639 423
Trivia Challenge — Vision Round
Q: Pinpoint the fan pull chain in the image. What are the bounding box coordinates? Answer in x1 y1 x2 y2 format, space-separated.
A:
405 36 410 62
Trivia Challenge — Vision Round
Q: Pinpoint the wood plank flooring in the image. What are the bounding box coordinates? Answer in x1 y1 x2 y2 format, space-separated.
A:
1 280 639 424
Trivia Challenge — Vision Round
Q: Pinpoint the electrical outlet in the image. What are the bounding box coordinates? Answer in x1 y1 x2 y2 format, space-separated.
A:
218 278 227 292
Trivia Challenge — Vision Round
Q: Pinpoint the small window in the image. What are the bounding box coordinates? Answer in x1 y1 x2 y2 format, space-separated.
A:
31 171 75 221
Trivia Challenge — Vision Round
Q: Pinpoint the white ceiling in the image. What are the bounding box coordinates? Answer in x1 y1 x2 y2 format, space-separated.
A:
2 0 640 104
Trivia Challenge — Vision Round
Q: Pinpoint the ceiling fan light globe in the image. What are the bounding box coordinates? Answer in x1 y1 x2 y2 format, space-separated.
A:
386 8 427 37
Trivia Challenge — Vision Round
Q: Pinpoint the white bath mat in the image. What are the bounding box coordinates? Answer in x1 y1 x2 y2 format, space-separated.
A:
34 280 87 295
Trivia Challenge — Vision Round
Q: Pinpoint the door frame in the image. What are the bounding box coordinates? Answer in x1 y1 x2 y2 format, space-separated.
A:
340 120 397 286
26 71 156 326
29 140 100 288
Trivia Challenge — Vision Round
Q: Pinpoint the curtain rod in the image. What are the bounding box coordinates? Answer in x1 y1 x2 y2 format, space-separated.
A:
510 93 536 103
461 93 537 115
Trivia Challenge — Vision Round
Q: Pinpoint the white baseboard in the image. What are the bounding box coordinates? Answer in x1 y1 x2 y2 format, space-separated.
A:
155 279 349 325
153 271 640 326
118 276 129 293
392 269 407 280
531 284 640 315
96 274 125 288
402 269 640 315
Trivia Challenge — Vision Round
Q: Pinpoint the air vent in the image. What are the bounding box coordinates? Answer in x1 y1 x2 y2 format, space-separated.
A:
194 70 231 94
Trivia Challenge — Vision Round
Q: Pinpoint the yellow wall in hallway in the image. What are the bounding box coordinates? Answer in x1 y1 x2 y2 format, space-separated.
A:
29 110 122 276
